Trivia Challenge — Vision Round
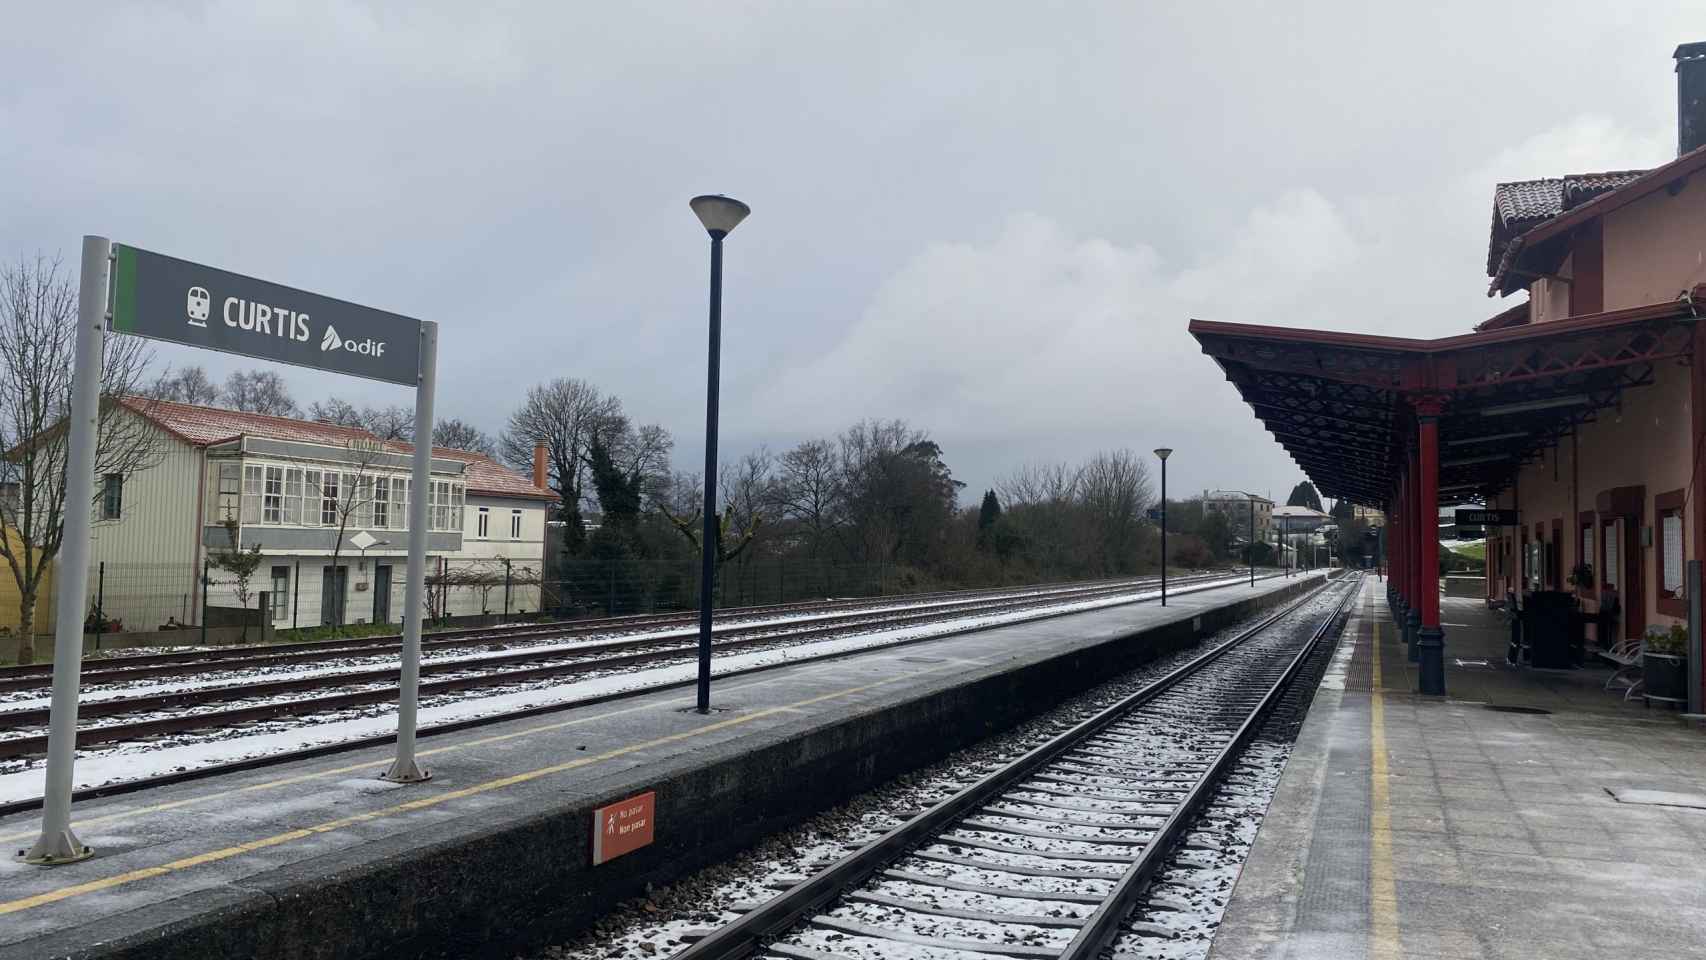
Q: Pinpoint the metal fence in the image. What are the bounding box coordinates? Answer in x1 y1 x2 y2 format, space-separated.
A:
51 556 934 636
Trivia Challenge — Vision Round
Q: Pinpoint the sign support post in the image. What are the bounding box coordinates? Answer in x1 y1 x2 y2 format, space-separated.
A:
24 236 109 864
384 320 437 783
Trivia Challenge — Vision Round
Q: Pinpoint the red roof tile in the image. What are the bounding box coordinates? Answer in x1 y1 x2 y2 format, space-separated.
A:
122 397 553 501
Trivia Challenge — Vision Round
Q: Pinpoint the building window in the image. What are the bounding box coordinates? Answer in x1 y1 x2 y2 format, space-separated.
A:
373 476 390 529
0 480 17 517
510 509 522 539
320 472 340 526
100 473 123 520
1657 490 1687 616
393 477 408 531
271 566 290 619
349 474 371 529
284 468 303 524
263 466 284 523
242 464 263 524
477 507 489 538
1580 524 1594 586
1603 520 1620 590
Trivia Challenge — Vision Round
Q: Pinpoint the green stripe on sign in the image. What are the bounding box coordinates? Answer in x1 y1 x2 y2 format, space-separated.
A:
110 244 137 333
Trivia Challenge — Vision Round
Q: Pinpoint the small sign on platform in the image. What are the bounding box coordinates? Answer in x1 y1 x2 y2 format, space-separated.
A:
592 791 656 865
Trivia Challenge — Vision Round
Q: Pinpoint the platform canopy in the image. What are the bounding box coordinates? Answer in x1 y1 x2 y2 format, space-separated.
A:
1189 293 1702 507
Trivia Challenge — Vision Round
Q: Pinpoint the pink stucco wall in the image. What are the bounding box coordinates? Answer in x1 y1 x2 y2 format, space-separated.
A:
1602 179 1706 310
1484 361 1693 633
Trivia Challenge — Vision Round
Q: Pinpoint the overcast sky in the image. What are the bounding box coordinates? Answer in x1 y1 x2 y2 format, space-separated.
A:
2 3 1697 505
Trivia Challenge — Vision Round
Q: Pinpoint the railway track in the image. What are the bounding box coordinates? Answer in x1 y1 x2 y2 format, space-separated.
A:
0 570 1277 760
671 574 1355 960
0 571 1224 696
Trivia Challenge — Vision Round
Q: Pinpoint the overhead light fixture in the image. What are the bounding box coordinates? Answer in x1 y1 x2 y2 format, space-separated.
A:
1478 395 1589 417
1442 453 1517 467
1445 431 1528 446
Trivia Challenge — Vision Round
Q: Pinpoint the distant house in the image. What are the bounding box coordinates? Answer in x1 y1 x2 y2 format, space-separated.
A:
1272 505 1330 533
1203 490 1273 539
85 398 554 631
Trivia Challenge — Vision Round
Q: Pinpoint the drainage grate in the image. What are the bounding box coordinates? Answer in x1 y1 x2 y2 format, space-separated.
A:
1484 704 1552 715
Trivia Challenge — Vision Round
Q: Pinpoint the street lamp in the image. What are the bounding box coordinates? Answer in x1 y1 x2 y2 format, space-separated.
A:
690 194 751 715
1154 448 1172 606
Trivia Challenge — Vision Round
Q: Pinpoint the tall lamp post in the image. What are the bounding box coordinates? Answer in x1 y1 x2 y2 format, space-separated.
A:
690 194 751 715
1154 448 1172 606
1248 494 1256 587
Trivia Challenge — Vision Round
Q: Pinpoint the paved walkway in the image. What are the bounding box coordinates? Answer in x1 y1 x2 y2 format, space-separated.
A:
1211 578 1706 959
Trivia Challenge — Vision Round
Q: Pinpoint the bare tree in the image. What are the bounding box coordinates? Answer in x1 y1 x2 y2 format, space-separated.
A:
0 255 160 662
432 417 495 456
1076 449 1154 575
775 439 842 557
147 365 222 406
499 378 621 551
996 462 1080 508
223 369 298 417
653 449 773 565
307 397 413 441
306 439 391 627
206 518 265 643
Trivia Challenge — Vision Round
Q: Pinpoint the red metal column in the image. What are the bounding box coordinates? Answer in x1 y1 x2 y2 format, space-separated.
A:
1415 396 1446 694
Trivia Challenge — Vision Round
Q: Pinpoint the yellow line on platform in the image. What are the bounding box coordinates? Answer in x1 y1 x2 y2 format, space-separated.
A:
0 668 943 916
1369 610 1401 959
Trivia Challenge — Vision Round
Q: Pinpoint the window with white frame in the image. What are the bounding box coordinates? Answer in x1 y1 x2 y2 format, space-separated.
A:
1662 508 1685 597
284 468 303 524
510 509 522 539
263 466 285 523
349 474 371 529
302 470 321 525
1603 521 1620 589
214 463 241 521
242 465 263 524
373 476 390 529
477 507 489 538
100 473 123 520
321 472 340 526
270 566 289 619
393 477 408 530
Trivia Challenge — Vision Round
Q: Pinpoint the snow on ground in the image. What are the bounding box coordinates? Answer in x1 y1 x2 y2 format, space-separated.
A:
0 573 1261 805
504 599 1308 960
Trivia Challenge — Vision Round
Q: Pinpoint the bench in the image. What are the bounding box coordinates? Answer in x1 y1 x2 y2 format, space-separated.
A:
1596 636 1643 700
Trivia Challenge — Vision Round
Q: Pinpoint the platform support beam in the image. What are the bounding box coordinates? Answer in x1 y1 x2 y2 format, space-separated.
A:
1415 396 1446 695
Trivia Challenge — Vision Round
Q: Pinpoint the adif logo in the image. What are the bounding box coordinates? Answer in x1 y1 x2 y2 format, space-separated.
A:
320 324 387 357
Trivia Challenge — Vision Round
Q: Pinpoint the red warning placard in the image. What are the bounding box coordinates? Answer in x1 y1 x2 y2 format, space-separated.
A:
591 791 656 865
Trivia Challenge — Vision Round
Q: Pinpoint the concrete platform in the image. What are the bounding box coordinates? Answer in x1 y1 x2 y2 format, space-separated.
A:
1211 579 1706 960
0 574 1320 960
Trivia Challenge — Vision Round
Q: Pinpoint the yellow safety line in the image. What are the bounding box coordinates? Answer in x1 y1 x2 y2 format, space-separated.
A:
1369 606 1401 959
0 657 869 846
0 667 944 916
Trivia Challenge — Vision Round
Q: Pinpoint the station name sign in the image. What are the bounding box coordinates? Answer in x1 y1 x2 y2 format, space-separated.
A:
1455 509 1517 527
109 244 422 386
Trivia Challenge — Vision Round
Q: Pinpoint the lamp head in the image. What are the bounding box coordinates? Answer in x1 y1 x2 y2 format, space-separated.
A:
1153 447 1173 462
690 195 751 238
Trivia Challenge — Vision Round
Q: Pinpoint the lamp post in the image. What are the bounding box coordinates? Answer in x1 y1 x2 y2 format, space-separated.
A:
690 194 751 715
1154 448 1172 606
1248 494 1256 587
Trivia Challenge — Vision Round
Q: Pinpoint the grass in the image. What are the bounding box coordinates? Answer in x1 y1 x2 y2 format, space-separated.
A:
1446 540 1486 561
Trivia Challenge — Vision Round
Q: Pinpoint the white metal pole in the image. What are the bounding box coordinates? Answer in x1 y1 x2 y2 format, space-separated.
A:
383 320 436 783
25 236 109 864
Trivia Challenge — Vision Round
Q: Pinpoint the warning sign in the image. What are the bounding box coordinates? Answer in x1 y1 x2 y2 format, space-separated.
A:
591 791 656 865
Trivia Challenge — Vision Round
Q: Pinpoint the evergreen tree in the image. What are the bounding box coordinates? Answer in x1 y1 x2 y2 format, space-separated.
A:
977 489 1002 550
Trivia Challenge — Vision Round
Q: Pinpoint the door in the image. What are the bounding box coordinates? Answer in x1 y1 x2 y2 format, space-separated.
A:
321 565 348 626
373 565 393 625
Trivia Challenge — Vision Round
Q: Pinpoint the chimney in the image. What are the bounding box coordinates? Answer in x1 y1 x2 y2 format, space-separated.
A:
1677 42 1706 156
532 439 548 489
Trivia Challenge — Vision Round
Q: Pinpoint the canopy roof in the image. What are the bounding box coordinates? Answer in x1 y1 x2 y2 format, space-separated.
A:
1189 292 1702 508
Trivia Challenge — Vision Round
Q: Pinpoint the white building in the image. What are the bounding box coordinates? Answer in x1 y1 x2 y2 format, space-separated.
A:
1203 489 1274 539
83 398 554 631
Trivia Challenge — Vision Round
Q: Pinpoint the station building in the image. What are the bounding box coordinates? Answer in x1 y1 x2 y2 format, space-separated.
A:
1202 489 1274 538
79 398 553 632
1190 43 1706 695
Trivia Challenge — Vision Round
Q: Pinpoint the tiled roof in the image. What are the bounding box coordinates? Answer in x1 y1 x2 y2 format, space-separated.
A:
1486 170 1647 278
1473 297 1531 332
121 397 553 501
385 442 556 501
